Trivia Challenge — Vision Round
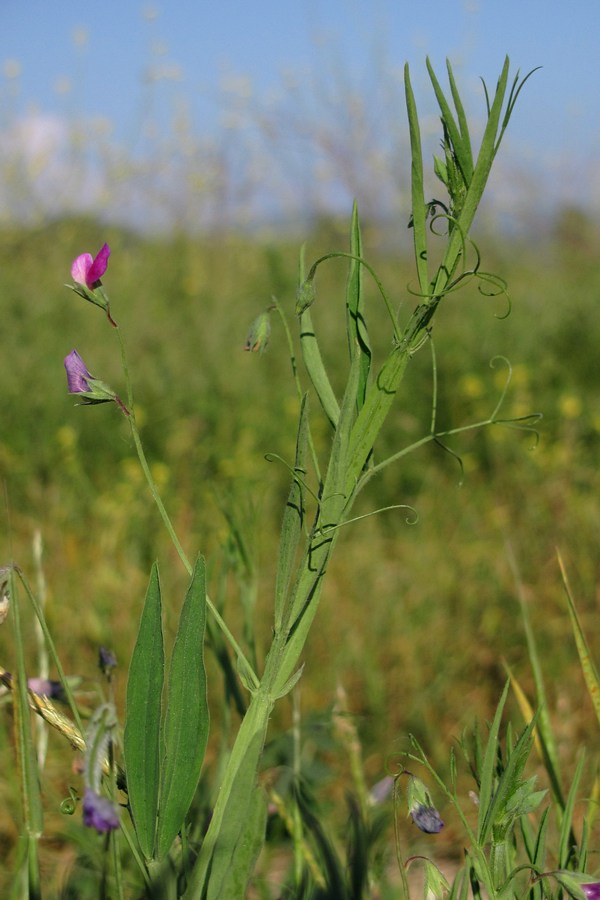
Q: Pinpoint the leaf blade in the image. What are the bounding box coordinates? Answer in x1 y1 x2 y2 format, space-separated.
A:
156 555 209 859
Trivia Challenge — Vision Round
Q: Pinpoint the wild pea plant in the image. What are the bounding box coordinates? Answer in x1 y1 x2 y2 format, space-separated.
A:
4 57 599 898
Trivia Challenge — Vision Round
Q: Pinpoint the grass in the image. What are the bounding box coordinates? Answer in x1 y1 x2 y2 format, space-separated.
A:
0 207 599 894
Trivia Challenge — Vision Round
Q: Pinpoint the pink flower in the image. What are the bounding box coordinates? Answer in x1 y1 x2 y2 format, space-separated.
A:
583 884 600 899
71 244 110 289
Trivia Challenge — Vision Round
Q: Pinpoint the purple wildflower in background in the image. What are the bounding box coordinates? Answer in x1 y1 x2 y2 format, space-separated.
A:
99 646 117 675
583 884 600 899
27 678 64 701
82 788 120 832
64 350 92 394
71 243 110 290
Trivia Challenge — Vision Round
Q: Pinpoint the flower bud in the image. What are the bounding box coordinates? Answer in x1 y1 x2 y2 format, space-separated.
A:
406 773 444 833
295 278 317 315
64 350 117 406
244 311 271 354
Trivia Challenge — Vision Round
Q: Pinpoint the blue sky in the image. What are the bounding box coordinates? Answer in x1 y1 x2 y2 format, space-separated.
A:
2 0 599 228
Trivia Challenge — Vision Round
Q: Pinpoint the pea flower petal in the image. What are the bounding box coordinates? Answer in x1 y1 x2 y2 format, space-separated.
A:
410 803 444 834
64 350 92 393
583 884 600 899
71 243 110 289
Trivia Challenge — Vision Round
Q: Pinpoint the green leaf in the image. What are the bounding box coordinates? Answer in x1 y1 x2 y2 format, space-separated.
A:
506 541 564 805
558 750 585 869
477 679 509 844
299 307 340 428
215 785 268 899
156 555 209 859
195 721 268 899
426 58 474 187
345 201 371 413
124 562 164 859
404 63 429 297
274 394 309 632
559 550 600 727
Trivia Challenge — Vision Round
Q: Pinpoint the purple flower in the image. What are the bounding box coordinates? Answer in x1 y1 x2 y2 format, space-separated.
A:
82 788 120 832
64 350 92 394
27 678 64 701
98 646 117 675
71 244 110 289
368 775 394 806
583 884 600 899
410 803 444 834
63 351 117 406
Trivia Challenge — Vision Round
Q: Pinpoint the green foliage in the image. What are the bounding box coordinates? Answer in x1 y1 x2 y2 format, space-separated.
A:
124 556 208 868
0 54 599 899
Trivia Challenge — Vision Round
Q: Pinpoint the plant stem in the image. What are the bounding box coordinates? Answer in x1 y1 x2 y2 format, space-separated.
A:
114 326 258 689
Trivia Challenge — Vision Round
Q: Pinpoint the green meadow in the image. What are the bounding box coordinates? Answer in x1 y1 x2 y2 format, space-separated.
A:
0 204 598 890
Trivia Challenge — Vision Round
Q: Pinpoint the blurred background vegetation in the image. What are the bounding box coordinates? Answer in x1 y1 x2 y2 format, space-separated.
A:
0 34 598 891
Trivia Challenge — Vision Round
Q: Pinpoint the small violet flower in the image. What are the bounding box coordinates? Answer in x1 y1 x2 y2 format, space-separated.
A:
82 787 120 832
410 803 444 834
405 771 444 834
71 243 110 290
64 350 118 406
64 350 92 394
82 703 120 833
583 884 600 899
99 646 117 678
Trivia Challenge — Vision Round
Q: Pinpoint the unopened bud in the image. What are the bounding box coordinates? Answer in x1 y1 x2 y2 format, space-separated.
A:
295 278 317 315
244 311 271 354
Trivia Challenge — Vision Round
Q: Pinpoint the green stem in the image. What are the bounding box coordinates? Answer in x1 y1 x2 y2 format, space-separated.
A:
114 327 258 689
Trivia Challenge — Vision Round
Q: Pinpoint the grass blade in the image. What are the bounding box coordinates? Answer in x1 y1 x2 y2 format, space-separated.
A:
557 550 600 727
558 750 585 869
477 679 509 844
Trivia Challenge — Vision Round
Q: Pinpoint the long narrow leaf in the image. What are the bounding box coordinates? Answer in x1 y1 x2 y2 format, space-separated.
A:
404 63 429 296
426 58 473 184
446 60 474 175
275 394 309 632
215 785 268 898
299 307 340 428
156 555 209 859
558 750 586 869
558 550 600 727
184 696 271 899
124 562 164 859
506 542 563 804
477 679 509 843
345 201 371 413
